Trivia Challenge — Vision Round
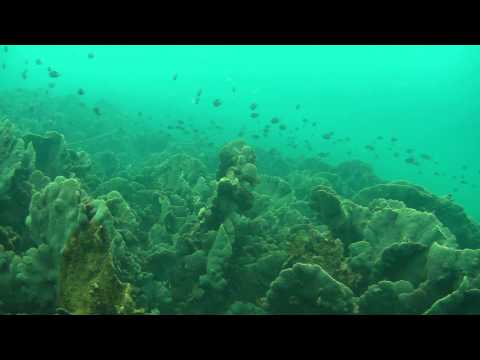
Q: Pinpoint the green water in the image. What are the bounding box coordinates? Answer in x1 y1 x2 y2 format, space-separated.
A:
1 45 479 220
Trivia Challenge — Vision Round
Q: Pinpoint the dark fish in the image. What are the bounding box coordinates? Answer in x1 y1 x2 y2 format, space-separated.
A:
406 148 414 154
391 137 398 142
311 122 317 127
302 118 309 123
48 82 56 88
232 86 236 93
194 97 200 104
296 104 301 110
420 153 432 161
405 157 419 166
21 70 28 80
322 132 334 140
252 134 260 140
88 53 95 59
172 73 178 80
460 180 468 185
213 99 222 107
250 112 259 119
77 88 85 96
318 152 330 158
433 172 440 176
365 145 375 151
279 124 287 131
48 69 61 78
462 165 468 171
35 59 43 65
196 89 203 97
93 107 101 116
376 136 384 140
271 117 280 124
250 103 257 111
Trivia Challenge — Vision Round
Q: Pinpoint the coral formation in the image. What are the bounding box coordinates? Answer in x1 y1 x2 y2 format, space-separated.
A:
2 91 480 315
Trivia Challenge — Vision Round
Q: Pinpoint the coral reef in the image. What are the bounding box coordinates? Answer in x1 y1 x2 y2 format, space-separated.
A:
266 263 355 314
59 198 138 315
2 91 480 315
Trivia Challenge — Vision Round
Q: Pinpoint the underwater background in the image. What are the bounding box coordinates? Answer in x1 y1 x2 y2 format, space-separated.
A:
1 45 480 315
2 45 479 220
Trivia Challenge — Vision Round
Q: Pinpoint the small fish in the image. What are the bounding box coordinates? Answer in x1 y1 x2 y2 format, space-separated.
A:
24 60 29 65
48 82 56 88
93 107 101 116
311 122 317 127
232 86 236 93
35 59 42 65
376 136 384 141
296 104 301 110
172 73 178 80
250 102 257 111
48 69 61 78
77 88 85 96
213 99 222 107
196 89 203 97
1 63 5 70
88 52 95 59
193 97 200 104
250 112 259 119
406 148 415 154
302 118 309 123
318 152 330 158
21 70 28 80
322 132 334 140
3 46 8 52
462 165 468 171
405 157 419 166
365 145 375 151
420 153 432 161
279 124 287 131
271 117 280 124
391 137 398 142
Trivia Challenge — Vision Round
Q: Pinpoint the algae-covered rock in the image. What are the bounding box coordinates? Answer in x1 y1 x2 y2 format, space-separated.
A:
373 242 429 286
363 198 457 255
59 198 137 315
282 224 359 290
200 140 258 231
0 243 59 314
0 120 35 232
358 280 415 314
424 276 480 315
199 221 235 291
266 263 355 314
24 131 92 179
226 301 267 315
353 181 480 249
26 176 85 252
100 190 139 232
310 186 367 245
335 160 382 197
